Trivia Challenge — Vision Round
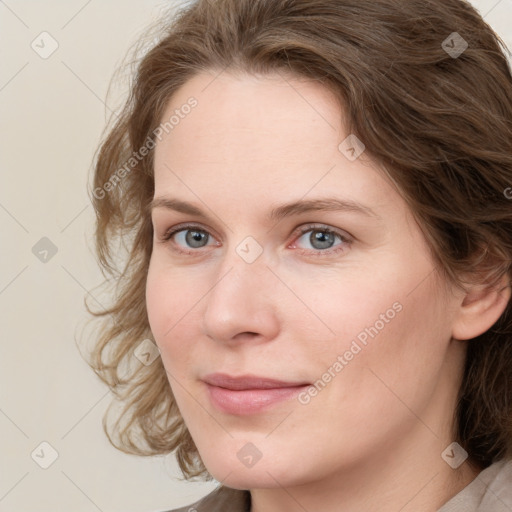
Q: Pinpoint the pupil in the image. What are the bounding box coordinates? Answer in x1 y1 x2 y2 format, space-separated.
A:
312 230 334 249
186 230 207 248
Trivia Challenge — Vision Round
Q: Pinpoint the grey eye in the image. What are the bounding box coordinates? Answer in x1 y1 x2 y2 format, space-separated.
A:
177 229 210 248
297 229 341 251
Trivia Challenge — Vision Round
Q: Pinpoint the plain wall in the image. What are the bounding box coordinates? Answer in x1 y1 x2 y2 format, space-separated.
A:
1 1 511 511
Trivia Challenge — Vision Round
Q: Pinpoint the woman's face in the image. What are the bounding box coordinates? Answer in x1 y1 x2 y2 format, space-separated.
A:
146 71 466 489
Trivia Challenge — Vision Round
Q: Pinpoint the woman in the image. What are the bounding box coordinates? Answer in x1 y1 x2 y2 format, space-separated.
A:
86 0 512 510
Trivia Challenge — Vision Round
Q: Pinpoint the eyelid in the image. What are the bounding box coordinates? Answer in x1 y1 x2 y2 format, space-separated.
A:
288 223 352 257
160 222 220 249
290 223 353 245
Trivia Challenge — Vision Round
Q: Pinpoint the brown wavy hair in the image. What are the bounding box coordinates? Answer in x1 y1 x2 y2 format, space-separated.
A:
84 0 512 479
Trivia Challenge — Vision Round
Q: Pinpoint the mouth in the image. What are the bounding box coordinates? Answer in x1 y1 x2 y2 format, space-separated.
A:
202 373 311 415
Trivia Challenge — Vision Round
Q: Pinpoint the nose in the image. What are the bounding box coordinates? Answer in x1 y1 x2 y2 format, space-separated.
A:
202 245 281 346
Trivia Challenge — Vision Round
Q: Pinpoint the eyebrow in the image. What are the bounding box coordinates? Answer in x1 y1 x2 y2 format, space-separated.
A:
149 196 380 222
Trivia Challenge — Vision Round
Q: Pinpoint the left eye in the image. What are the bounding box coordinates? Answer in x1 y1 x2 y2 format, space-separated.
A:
293 226 349 252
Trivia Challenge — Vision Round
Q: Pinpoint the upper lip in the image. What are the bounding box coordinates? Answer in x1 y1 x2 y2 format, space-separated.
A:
203 373 310 390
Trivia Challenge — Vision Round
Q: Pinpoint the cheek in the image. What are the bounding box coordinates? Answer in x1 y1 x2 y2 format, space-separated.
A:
145 258 193 362
303 260 451 396
287 279 452 469
293 270 406 361
321 274 451 425
145 260 170 339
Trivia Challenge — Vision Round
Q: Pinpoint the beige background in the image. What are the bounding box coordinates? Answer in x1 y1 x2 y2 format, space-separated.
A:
1 1 511 511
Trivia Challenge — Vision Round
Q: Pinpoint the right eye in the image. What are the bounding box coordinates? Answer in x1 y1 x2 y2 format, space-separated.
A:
160 224 220 254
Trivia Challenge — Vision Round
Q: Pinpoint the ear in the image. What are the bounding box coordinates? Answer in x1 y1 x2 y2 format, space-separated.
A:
452 272 511 341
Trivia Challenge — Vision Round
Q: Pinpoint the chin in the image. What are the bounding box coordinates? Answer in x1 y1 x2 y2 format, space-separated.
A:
210 467 286 490
200 450 308 490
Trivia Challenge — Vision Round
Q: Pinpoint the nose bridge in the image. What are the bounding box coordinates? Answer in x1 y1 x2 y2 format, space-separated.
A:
211 233 272 300
202 238 279 343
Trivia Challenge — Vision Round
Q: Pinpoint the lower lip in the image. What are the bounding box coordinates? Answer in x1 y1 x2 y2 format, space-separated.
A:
205 383 309 415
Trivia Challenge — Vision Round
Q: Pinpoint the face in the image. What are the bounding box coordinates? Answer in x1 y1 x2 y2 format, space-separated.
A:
146 71 465 489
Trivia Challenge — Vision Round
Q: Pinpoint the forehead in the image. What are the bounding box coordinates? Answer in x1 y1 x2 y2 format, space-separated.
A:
151 70 401 224
155 70 344 167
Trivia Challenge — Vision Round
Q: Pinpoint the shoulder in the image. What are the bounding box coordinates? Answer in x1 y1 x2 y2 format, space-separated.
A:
161 485 251 512
438 458 512 512
477 458 512 511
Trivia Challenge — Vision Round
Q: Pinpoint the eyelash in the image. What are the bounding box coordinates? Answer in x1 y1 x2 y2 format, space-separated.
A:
159 223 352 257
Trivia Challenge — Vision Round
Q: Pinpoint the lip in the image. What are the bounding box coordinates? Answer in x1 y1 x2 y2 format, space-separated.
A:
202 373 310 415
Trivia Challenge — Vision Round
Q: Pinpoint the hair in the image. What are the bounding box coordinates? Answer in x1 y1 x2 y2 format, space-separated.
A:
85 0 512 479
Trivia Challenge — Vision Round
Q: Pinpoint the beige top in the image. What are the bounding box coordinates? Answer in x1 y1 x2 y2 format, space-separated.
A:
438 459 512 512
166 459 512 512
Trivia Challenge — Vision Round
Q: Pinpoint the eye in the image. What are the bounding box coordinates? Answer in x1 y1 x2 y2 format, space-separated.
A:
160 223 219 254
159 222 352 257
291 224 351 256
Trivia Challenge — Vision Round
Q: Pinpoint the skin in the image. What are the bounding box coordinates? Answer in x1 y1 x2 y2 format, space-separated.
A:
145 70 511 512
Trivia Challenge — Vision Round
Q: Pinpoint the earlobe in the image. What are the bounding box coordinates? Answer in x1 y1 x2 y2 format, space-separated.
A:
452 273 511 341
